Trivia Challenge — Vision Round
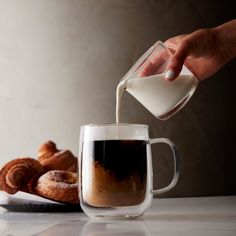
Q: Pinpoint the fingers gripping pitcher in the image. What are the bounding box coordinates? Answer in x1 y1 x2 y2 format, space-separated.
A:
116 41 198 122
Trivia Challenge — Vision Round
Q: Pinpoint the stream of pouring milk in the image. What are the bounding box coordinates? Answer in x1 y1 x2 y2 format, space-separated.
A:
116 80 126 124
116 73 197 123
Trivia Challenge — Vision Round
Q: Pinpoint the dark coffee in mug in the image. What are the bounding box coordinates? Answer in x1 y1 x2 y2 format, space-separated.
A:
82 139 147 207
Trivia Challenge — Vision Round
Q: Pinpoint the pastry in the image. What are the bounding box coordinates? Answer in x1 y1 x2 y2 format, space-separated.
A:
34 170 79 204
37 141 77 172
0 158 44 194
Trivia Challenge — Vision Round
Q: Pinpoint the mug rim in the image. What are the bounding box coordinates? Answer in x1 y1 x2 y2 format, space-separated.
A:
81 123 148 129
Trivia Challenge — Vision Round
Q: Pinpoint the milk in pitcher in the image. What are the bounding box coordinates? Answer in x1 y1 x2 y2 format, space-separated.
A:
116 71 198 122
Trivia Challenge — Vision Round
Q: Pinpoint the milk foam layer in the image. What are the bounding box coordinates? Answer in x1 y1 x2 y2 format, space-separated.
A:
82 124 148 141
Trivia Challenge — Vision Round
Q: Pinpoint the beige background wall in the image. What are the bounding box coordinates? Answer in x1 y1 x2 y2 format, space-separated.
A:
0 0 235 196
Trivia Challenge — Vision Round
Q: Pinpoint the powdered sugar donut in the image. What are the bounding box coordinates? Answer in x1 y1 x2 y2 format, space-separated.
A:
34 170 79 204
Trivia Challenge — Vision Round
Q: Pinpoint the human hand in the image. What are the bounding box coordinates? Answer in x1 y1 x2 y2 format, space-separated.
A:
164 28 232 81
141 20 236 81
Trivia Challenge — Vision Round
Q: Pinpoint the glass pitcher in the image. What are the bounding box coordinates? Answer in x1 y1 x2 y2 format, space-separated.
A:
116 41 198 120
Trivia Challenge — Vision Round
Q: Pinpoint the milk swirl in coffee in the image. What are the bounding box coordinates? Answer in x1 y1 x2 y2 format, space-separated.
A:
82 139 147 207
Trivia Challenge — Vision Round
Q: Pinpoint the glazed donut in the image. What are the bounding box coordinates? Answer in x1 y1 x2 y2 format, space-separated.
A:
0 158 44 194
34 170 79 204
37 141 77 172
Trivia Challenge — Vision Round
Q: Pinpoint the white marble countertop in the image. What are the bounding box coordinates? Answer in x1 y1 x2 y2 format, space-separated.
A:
0 196 235 236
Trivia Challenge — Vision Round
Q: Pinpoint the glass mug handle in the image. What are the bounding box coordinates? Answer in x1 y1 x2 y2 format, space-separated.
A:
149 138 180 195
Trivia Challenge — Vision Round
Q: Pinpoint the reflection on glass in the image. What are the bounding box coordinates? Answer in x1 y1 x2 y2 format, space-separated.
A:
81 220 150 236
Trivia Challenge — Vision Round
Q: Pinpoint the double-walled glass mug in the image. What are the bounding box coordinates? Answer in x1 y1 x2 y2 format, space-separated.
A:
118 41 199 120
78 124 180 219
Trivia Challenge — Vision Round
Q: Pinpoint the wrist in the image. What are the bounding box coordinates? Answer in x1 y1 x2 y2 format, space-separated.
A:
212 20 236 62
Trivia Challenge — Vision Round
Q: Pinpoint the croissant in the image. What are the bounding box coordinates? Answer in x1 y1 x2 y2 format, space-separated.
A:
37 141 77 172
0 158 44 194
34 170 79 204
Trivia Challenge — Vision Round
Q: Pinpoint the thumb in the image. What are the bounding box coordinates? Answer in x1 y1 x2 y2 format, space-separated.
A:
164 57 184 81
164 43 190 81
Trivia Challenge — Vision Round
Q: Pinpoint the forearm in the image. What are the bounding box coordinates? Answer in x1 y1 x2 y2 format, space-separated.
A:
212 19 236 62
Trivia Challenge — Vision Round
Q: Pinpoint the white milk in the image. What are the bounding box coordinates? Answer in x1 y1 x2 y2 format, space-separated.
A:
116 73 198 122
116 80 126 124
